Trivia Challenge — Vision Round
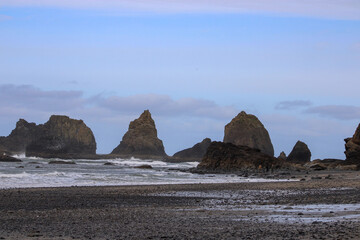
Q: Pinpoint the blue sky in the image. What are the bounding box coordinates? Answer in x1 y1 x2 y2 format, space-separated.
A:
0 1 359 159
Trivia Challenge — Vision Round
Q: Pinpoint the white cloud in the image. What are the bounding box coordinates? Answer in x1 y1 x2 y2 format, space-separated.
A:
97 94 238 119
276 100 312 110
1 0 360 20
0 84 237 120
0 84 84 112
305 105 360 120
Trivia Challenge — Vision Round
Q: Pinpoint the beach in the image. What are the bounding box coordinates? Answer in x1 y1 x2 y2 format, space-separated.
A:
0 171 359 240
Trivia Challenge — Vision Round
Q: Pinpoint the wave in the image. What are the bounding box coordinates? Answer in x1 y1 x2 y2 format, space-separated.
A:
0 156 289 189
11 153 46 161
0 171 32 178
10 153 26 158
100 158 199 169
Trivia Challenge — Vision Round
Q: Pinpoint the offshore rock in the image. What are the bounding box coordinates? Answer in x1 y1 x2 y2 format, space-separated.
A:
48 160 76 165
26 115 96 158
305 159 345 171
172 138 211 162
111 110 166 158
0 154 22 162
278 151 287 161
0 119 38 154
223 111 274 156
344 123 360 167
196 141 284 172
287 141 311 165
134 164 153 169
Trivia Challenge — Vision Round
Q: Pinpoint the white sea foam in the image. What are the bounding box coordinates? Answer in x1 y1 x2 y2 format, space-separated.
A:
11 153 26 158
11 153 44 161
0 157 289 189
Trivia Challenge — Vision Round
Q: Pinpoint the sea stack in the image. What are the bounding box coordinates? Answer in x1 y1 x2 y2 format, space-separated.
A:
172 138 211 161
0 119 38 154
286 141 311 165
344 123 360 166
111 110 166 158
26 115 96 158
278 151 287 161
223 111 274 156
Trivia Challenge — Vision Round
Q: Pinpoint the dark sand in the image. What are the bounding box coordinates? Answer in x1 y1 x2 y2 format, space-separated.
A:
0 171 360 239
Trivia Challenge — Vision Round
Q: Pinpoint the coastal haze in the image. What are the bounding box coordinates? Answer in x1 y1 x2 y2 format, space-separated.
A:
1 0 360 159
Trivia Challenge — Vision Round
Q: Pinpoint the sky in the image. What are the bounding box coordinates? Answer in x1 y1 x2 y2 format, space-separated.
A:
0 0 359 159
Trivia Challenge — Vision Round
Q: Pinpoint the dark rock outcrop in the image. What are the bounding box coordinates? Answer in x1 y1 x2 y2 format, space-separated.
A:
172 138 211 161
0 154 22 162
104 162 115 166
134 164 153 169
48 160 76 165
196 141 284 172
111 110 166 158
0 116 96 158
344 124 360 167
223 111 274 156
278 151 287 161
286 141 311 165
26 115 96 158
0 119 38 154
305 159 347 171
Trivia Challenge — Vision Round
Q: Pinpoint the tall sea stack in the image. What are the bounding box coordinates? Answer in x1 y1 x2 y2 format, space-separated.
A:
111 110 166 158
223 111 274 156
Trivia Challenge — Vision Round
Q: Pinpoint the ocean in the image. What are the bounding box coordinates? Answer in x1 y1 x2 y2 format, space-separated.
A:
0 155 283 188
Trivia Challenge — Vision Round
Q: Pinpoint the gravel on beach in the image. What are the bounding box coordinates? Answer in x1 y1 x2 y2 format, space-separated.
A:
0 171 360 239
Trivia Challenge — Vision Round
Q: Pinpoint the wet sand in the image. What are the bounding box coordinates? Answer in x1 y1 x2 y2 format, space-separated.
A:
0 171 360 239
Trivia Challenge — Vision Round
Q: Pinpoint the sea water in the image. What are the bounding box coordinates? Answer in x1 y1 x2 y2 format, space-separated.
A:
0 155 283 188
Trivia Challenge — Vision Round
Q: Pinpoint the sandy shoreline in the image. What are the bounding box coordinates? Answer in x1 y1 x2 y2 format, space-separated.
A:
0 171 360 239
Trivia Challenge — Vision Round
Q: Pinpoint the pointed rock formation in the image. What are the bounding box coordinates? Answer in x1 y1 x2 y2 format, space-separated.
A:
223 111 274 156
172 138 211 161
196 142 284 172
26 115 97 158
278 151 287 161
344 123 360 166
111 110 166 158
0 119 38 154
286 141 311 165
